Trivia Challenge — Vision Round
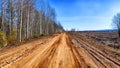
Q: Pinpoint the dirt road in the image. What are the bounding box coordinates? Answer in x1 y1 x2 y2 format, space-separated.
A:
0 33 120 68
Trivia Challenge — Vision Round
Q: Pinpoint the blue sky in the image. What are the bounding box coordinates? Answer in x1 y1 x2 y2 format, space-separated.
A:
49 0 120 30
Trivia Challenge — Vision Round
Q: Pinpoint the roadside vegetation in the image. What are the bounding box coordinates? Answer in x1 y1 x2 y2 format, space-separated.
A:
0 0 63 48
0 30 7 47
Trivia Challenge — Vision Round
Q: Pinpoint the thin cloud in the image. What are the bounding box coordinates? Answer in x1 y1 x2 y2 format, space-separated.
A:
50 0 120 30
58 16 112 22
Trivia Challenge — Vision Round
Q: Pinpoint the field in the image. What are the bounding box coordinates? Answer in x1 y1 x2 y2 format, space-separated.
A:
73 32 120 63
80 32 120 48
0 32 120 68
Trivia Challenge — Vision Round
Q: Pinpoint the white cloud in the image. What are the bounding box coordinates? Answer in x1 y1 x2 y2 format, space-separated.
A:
51 0 120 30
58 16 111 22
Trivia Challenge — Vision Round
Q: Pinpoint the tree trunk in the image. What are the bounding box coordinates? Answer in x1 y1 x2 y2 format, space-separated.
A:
19 0 23 42
1 0 6 32
26 5 29 39
39 13 42 35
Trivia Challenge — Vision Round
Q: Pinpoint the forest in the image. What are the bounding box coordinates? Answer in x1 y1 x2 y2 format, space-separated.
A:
0 0 64 47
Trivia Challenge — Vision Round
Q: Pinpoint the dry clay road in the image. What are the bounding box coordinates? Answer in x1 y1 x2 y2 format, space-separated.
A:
0 33 120 68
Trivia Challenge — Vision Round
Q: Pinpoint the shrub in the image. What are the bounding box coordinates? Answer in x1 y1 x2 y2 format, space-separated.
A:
0 30 7 47
7 31 17 44
33 34 39 38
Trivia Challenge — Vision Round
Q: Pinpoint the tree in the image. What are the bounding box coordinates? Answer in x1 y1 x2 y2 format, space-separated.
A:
113 13 120 38
6 0 15 35
0 0 64 45
19 0 23 42
1 0 6 32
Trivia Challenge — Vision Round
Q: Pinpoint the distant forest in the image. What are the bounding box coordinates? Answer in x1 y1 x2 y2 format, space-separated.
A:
0 0 64 47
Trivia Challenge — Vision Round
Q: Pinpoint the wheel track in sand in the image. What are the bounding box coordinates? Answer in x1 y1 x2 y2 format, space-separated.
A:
0 33 120 68
70 33 120 68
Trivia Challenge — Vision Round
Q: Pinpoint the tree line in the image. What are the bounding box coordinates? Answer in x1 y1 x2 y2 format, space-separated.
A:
0 0 63 47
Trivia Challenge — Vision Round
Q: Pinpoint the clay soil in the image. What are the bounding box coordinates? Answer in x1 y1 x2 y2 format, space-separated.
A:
0 32 120 68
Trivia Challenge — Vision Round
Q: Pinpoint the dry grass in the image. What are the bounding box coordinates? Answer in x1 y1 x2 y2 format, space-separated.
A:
77 32 120 61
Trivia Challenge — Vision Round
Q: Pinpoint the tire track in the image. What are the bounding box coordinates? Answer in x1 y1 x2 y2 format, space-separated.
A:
1 33 120 68
71 33 120 68
10 34 62 68
0 41 47 67
0 35 59 68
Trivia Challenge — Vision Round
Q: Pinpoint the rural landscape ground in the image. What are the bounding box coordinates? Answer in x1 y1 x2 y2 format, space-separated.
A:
1 0 120 68
0 32 120 68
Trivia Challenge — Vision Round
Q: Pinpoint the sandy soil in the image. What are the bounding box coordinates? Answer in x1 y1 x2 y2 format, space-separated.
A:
0 33 120 68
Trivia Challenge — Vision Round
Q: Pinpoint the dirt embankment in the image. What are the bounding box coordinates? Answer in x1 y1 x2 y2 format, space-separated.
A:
0 33 120 68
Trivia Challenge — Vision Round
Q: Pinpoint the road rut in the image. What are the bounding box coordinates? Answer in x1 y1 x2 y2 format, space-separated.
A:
0 33 120 68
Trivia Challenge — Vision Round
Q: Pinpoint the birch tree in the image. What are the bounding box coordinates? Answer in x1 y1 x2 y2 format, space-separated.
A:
1 0 6 32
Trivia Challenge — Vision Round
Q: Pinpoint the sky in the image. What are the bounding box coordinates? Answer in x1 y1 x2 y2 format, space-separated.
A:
49 0 120 31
